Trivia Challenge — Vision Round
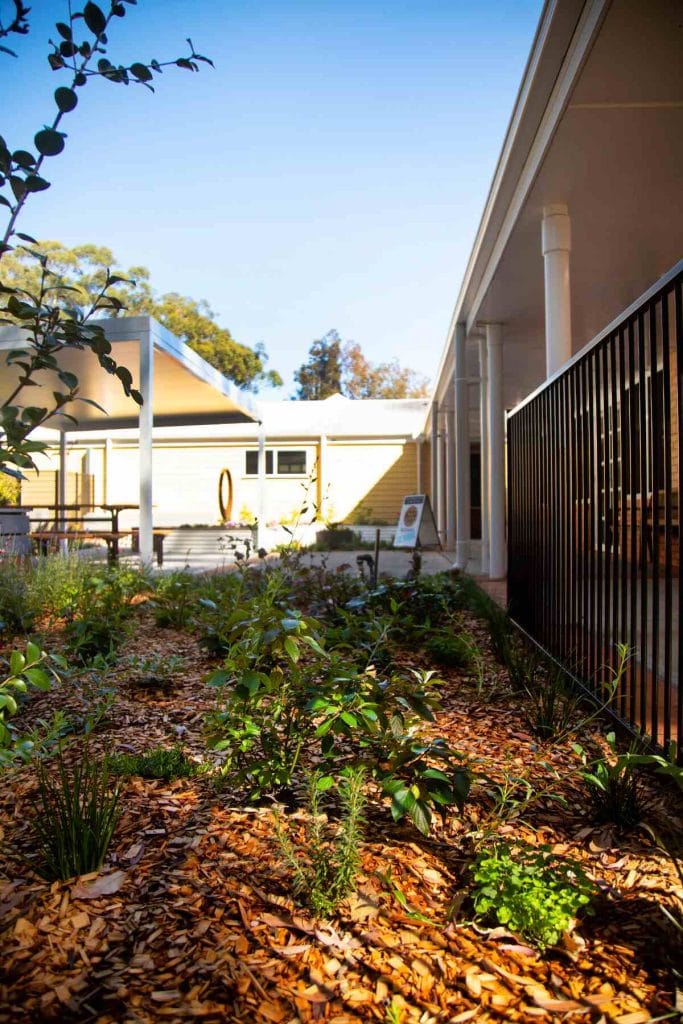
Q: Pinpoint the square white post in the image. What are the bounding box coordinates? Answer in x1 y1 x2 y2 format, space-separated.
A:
478 335 489 574
430 401 440 530
58 430 68 556
542 203 572 377
487 323 506 579
453 322 471 569
138 329 154 564
257 426 266 551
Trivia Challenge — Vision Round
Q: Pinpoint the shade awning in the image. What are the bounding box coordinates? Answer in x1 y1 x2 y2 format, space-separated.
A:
0 315 257 431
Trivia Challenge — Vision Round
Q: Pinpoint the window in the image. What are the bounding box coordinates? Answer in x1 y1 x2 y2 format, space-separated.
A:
277 450 306 475
244 449 306 475
245 451 273 475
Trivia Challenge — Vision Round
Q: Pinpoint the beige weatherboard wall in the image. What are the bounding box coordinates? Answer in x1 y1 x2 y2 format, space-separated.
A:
23 394 431 534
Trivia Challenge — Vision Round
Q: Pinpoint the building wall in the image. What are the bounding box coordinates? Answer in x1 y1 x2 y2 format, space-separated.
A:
21 435 429 529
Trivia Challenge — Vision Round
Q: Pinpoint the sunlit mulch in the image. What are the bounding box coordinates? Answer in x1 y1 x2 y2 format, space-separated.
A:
1 599 681 1024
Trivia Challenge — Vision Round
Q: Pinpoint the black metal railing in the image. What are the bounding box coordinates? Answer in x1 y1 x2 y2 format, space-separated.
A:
507 261 683 756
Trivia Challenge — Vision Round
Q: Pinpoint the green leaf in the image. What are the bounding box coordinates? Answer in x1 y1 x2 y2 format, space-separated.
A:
283 636 299 663
9 651 25 675
83 2 107 35
55 87 78 113
34 130 66 157
315 775 335 791
130 62 153 83
24 668 52 691
409 799 432 835
340 711 357 728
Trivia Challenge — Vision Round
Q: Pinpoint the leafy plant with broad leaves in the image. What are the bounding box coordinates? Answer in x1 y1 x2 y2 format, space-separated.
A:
0 640 54 746
470 841 596 951
0 2 211 478
311 666 471 834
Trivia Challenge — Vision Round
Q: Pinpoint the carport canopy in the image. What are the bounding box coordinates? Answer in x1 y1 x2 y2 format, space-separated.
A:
0 315 258 561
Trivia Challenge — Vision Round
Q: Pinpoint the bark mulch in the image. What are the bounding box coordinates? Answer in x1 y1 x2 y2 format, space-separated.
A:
1 603 681 1024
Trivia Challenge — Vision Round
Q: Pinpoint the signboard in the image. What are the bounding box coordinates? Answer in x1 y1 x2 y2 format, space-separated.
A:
393 494 440 549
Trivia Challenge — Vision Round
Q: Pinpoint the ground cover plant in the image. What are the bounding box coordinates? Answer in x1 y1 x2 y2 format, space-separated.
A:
0 553 681 1023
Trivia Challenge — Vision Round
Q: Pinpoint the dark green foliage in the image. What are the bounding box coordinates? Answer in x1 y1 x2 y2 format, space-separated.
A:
524 663 581 740
107 744 197 780
471 842 596 951
152 571 202 629
425 630 478 671
31 744 121 880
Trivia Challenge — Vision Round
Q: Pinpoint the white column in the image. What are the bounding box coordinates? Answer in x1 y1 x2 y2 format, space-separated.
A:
415 437 423 493
487 323 506 579
453 322 471 569
317 433 328 521
445 409 456 550
138 329 154 564
430 401 439 526
58 430 68 556
257 426 266 551
542 203 572 377
437 413 447 545
478 336 489 575
104 437 113 505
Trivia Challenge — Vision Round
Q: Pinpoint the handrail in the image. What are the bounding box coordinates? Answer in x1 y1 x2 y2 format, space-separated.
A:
508 259 683 418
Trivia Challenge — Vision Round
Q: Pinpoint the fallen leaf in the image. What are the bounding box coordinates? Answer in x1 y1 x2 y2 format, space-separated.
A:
72 870 127 899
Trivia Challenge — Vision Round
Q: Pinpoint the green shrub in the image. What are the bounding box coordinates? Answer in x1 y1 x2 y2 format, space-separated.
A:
0 560 39 634
274 768 366 918
524 663 580 739
471 841 595 951
107 744 197 780
152 571 201 629
125 653 185 691
31 744 121 881
425 631 478 670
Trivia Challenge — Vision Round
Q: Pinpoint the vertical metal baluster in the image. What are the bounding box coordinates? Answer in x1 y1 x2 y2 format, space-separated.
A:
675 279 683 757
609 332 621 704
627 316 638 725
660 289 673 748
650 300 661 743
638 309 649 734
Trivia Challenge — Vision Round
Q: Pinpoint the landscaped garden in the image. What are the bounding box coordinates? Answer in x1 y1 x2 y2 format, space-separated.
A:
0 553 681 1023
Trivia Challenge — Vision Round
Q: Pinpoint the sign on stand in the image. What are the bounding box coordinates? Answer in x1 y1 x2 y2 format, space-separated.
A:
393 494 440 549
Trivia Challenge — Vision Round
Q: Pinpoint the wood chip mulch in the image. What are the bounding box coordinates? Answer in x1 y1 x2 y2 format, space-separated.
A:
1 602 681 1024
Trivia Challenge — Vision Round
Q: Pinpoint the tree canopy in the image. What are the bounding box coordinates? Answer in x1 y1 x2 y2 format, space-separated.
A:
0 242 282 391
293 330 429 401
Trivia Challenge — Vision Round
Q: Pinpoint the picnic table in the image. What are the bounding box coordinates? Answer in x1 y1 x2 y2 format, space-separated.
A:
28 503 139 564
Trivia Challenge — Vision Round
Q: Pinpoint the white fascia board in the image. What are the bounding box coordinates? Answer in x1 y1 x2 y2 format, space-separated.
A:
431 0 607 402
464 0 609 337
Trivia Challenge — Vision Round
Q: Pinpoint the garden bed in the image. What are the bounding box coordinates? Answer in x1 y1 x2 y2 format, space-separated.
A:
0 557 681 1023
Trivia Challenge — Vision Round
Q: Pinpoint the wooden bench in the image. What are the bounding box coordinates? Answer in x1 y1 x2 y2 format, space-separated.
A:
30 530 132 564
130 528 175 566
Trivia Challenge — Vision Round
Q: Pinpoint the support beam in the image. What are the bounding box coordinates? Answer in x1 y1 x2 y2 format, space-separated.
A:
104 437 113 505
453 322 471 569
257 427 266 551
437 413 447 545
487 323 506 579
415 437 423 493
317 433 328 522
138 329 154 564
430 401 439 529
445 409 456 551
478 336 489 574
542 203 572 377
58 430 67 556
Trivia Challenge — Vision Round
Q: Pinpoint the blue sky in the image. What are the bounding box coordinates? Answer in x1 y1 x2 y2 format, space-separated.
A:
1 0 543 395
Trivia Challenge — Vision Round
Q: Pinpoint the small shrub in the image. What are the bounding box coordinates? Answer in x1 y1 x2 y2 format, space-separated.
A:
579 732 647 828
31 744 121 881
125 653 185 691
425 630 478 671
524 663 580 739
107 744 197 780
152 572 201 629
274 768 367 917
0 560 39 634
63 614 129 666
471 841 596 951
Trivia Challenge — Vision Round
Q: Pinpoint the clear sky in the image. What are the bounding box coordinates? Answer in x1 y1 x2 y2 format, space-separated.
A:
1 0 543 396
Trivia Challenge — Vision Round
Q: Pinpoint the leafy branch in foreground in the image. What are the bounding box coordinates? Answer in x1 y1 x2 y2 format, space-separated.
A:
0 2 211 475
